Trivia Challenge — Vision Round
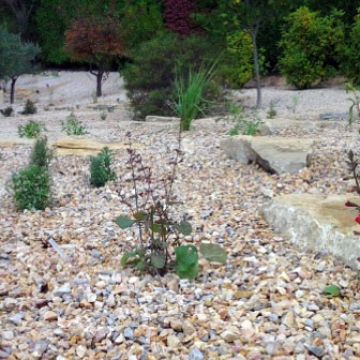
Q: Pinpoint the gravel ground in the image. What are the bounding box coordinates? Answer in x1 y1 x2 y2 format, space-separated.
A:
1 73 360 359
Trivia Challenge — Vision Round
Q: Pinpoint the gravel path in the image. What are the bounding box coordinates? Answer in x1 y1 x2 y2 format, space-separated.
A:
1 74 360 359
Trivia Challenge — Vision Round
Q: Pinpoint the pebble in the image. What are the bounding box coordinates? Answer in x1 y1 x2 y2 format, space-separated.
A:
44 311 58 321
124 327 134 340
1 331 14 341
167 335 180 348
76 345 87 358
188 347 204 360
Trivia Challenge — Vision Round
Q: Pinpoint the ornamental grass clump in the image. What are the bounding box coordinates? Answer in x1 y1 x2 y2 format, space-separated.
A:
114 132 227 279
175 66 214 132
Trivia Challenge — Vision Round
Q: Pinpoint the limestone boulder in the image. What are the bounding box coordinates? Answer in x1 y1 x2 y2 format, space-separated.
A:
259 118 339 135
53 138 141 156
221 135 314 174
263 194 360 270
145 115 180 123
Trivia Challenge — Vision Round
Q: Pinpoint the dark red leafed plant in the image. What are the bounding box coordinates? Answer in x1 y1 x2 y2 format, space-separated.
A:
164 0 197 36
64 15 125 97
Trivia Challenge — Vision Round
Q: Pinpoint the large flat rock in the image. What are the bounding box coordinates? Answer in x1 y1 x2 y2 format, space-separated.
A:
259 118 340 135
263 194 360 270
221 135 314 174
53 138 141 156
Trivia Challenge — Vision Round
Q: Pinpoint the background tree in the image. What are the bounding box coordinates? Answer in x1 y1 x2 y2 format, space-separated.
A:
65 15 125 97
0 0 36 39
0 29 40 103
279 7 344 89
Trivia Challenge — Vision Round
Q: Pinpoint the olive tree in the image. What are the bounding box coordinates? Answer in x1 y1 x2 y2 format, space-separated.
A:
0 29 40 103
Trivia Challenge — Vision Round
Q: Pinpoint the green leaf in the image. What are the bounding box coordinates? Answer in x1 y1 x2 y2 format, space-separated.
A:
175 245 199 280
323 285 341 298
150 253 166 269
120 251 138 267
115 215 135 229
177 221 192 236
133 211 147 221
200 243 227 264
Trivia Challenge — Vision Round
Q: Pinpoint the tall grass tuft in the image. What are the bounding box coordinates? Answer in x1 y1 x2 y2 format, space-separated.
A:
175 65 215 132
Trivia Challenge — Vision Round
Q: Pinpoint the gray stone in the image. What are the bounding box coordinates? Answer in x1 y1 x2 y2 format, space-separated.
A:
305 344 325 358
221 135 314 174
189 347 204 360
319 112 347 121
8 313 23 326
263 194 360 270
259 118 340 135
53 284 71 297
32 341 48 358
123 327 134 340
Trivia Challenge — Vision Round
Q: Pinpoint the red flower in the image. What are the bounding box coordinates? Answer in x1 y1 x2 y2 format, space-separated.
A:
355 215 360 224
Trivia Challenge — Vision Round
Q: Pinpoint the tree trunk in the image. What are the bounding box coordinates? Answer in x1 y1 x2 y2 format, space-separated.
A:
10 77 17 104
96 71 104 97
252 26 261 109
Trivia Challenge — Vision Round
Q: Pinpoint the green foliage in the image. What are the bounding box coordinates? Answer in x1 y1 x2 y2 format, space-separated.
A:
61 112 87 135
120 0 164 50
90 147 116 187
175 245 199 280
123 32 222 120
219 31 253 88
344 13 360 86
345 83 360 127
175 67 214 132
21 99 37 115
227 104 262 136
12 165 51 211
0 106 13 117
279 7 344 89
323 285 341 298
0 29 40 80
199 243 227 264
18 120 45 139
30 137 53 168
267 100 277 119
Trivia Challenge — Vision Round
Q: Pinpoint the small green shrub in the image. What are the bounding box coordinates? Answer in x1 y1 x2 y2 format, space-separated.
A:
30 137 53 168
100 111 107 121
279 7 344 89
286 95 300 114
267 101 277 119
18 120 46 138
12 165 51 211
90 147 116 187
227 105 262 136
61 112 87 136
1 106 14 117
21 99 37 115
